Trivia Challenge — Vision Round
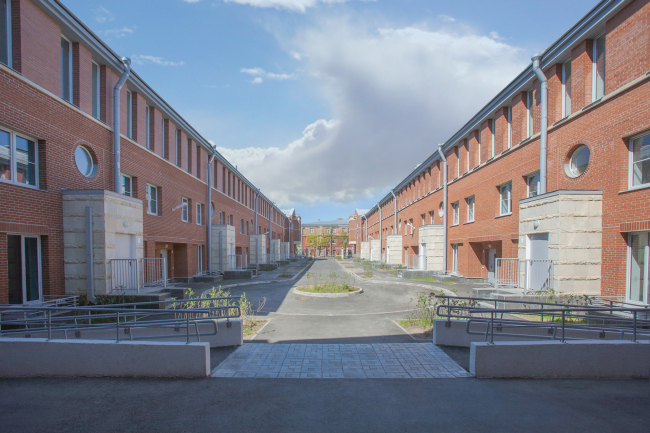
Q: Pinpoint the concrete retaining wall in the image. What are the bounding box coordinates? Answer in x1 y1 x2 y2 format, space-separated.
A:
0 338 210 377
470 340 650 378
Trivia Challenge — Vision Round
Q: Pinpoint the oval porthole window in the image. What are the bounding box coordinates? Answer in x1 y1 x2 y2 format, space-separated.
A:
568 145 590 178
75 146 97 178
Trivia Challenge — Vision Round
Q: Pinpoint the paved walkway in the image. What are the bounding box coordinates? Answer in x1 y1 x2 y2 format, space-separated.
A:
212 343 471 378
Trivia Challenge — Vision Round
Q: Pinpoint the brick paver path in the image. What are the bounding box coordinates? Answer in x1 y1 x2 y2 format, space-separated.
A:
212 343 471 378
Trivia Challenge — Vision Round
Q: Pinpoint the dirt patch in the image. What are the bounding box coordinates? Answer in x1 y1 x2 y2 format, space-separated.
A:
398 320 433 340
244 319 269 340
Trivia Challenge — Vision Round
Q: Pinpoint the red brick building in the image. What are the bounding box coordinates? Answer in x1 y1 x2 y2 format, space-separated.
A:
0 0 299 304
302 219 350 257
351 0 650 303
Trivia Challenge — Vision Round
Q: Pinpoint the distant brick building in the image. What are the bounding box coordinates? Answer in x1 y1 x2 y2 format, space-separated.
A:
0 0 299 304
350 0 650 303
302 219 350 257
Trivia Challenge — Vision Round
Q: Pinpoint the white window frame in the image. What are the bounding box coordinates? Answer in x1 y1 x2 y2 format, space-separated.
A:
310 228 314 233
466 196 475 223
181 197 189 222
121 173 132 197
219 211 224 225
593 33 606 101
452 201 459 226
7 234 43 305
146 184 158 216
429 210 435 224
0 127 39 189
196 203 203 226
228 214 233 226
507 106 512 149
2 0 12 68
61 35 73 103
145 106 151 150
527 90 533 138
126 90 133 139
452 244 459 274
527 172 540 198
91 61 100 119
628 132 650 189
626 232 649 305
562 60 572 118
197 245 204 274
500 182 512 216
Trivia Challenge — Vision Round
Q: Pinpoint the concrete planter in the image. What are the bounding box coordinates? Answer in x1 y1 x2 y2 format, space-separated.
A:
293 286 363 298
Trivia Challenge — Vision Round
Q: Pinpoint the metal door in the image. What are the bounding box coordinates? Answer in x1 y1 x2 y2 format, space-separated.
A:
487 249 497 284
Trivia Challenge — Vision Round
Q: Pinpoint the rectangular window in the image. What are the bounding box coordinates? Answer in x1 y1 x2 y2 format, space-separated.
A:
0 0 10 67
121 173 132 197
429 210 435 224
332 238 336 244
332 228 337 234
562 60 572 117
507 106 512 149
466 196 474 222
491 119 495 158
181 197 188 222
61 37 72 102
246 221 249 235
421 213 426 225
196 203 203 226
145 106 151 150
0 127 38 188
527 90 534 138
219 211 224 225
7 235 42 304
527 173 540 198
452 201 459 225
500 183 512 215
310 228 314 233
126 91 133 139
228 214 233 226
627 232 649 304
452 244 459 274
91 62 100 119
594 34 606 100
197 245 204 274
196 145 201 178
326 228 330 234
187 140 192 174
146 184 158 216
630 134 650 188
240 219 244 234
477 130 481 165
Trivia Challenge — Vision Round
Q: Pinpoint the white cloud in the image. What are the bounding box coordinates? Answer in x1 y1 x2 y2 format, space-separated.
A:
131 54 185 66
223 0 373 13
290 51 303 60
94 6 114 23
438 14 456 22
218 20 526 207
100 26 135 38
241 67 297 83
183 0 202 3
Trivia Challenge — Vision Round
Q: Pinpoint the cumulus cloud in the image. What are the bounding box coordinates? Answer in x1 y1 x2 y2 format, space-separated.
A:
220 20 526 207
131 55 185 66
241 67 297 83
100 26 135 38
223 0 373 13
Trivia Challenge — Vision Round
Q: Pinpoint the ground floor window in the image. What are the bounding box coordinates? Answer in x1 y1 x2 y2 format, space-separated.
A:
197 245 204 274
7 234 42 304
628 232 649 304
452 244 459 274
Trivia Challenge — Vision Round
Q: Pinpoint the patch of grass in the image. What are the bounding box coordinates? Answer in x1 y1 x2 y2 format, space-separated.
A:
443 281 455 285
359 275 374 279
409 277 434 282
299 284 358 293
277 274 294 278
399 319 433 338
389 272 397 277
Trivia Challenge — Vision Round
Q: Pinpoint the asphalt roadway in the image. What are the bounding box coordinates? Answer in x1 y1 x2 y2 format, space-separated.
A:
0 258 647 432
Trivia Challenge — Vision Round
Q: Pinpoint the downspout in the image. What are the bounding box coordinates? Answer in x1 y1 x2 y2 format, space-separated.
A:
254 188 261 234
378 204 382 259
113 57 131 194
207 152 216 273
362 215 367 242
438 144 448 273
532 53 548 194
390 190 397 234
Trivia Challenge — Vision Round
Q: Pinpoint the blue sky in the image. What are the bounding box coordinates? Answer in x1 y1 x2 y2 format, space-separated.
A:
63 0 599 223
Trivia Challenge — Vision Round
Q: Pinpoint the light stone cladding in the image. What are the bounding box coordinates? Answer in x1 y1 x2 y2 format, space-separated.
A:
386 235 403 265
418 225 444 271
62 190 144 296
249 234 267 265
370 239 381 262
211 225 236 271
518 190 603 294
281 242 290 261
270 239 281 263
360 241 370 260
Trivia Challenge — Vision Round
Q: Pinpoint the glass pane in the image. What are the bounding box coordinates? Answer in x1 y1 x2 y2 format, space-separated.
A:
75 146 91 177
15 136 36 186
0 0 8 66
92 63 99 118
595 35 606 99
629 234 646 303
7 235 23 304
0 129 10 180
564 61 572 116
571 146 590 176
24 237 40 302
61 38 70 101
121 175 131 196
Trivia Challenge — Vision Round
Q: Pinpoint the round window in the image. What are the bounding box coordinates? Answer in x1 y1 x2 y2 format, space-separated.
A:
75 146 97 178
568 145 590 177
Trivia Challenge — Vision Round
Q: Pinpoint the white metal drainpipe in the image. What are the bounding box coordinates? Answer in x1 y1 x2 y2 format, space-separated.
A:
207 152 216 273
390 190 397 234
438 144 448 273
113 57 131 194
254 188 261 234
532 53 548 194
362 215 367 242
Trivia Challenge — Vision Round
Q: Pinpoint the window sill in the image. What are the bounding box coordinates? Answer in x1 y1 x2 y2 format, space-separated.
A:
450 223 459 227
0 178 43 191
147 212 159 217
464 220 474 225
495 212 512 219
619 184 650 194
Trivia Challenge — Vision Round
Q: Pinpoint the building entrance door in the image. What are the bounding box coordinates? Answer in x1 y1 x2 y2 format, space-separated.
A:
527 233 550 291
7 235 42 304
487 249 497 284
420 243 427 270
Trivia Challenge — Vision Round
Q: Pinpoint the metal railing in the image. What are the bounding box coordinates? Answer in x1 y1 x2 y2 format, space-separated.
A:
495 258 519 288
406 254 419 269
110 259 138 292
143 258 167 288
0 296 242 344
435 295 650 344
524 259 553 293
228 254 248 270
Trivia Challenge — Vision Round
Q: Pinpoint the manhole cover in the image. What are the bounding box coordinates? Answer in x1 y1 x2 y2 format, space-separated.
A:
297 297 311 301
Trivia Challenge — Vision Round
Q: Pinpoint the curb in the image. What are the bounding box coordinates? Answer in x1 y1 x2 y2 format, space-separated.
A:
293 287 364 298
